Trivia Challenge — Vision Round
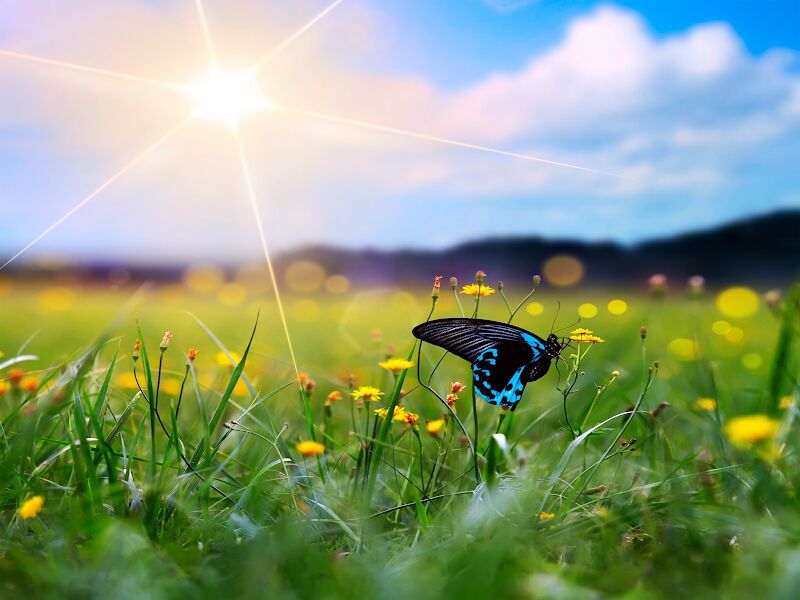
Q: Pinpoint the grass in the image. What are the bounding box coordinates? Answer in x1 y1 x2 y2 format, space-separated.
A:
0 276 799 599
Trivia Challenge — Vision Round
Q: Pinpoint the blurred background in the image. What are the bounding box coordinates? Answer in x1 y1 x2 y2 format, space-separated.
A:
0 0 798 356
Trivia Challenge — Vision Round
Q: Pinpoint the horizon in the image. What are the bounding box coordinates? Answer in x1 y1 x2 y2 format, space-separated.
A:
1 0 799 265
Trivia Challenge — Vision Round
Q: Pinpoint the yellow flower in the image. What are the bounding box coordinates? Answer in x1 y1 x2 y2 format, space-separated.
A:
378 358 414 373
400 411 420 426
569 331 605 343
539 512 555 522
18 495 44 519
0 381 7 395
724 415 779 448
696 398 717 411
374 406 406 420
296 440 325 457
116 372 139 390
571 328 593 335
215 351 242 367
426 418 445 436
461 284 496 298
352 386 383 402
779 396 795 410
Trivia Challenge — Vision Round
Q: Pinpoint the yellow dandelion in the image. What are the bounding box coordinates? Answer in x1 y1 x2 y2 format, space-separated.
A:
426 418 446 436
569 329 605 344
18 495 44 519
378 358 414 373
352 386 384 402
461 283 496 298
696 398 717 411
571 328 593 335
296 440 325 457
724 415 779 448
539 512 555 522
374 406 406 420
779 396 795 410
215 351 243 367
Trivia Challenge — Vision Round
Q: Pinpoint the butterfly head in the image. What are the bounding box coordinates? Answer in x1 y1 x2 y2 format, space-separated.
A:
545 333 562 358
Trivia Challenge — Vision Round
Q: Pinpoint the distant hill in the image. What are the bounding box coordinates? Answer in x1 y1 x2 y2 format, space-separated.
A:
275 210 800 288
7 210 799 288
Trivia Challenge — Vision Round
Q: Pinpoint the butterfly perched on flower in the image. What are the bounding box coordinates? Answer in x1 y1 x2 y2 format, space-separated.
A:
412 318 562 411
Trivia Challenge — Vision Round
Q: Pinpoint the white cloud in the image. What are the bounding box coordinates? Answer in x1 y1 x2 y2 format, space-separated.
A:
1 2 799 259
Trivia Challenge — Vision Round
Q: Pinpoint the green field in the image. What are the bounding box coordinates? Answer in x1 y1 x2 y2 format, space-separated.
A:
1 277 798 599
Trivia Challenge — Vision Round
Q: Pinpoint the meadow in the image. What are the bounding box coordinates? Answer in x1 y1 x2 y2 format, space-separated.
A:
0 271 798 599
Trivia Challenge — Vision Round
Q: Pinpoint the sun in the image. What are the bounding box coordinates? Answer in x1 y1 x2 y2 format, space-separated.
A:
188 67 269 128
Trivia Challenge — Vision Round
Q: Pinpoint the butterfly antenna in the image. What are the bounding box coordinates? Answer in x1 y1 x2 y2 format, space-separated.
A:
549 301 562 335
554 316 582 335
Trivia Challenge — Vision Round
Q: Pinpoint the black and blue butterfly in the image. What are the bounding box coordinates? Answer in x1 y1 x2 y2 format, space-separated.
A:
412 318 563 412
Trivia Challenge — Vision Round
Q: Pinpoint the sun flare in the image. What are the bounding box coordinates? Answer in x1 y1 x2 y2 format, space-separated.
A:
188 68 268 128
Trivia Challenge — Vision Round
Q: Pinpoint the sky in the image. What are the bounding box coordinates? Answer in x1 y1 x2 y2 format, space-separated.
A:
0 0 798 264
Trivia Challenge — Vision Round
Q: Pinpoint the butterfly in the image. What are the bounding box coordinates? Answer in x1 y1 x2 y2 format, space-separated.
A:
412 318 562 412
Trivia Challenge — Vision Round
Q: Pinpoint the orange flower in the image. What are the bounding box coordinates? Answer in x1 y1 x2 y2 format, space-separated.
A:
187 348 199 361
21 377 38 393
450 382 466 394
8 368 24 384
296 440 325 457
401 411 420 426
325 390 342 407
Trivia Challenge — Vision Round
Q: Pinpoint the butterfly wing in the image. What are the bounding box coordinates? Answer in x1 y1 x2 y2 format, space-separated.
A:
472 343 532 410
412 318 547 363
413 319 550 411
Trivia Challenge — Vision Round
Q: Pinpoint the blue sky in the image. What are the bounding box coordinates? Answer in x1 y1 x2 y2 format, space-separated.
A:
0 0 798 263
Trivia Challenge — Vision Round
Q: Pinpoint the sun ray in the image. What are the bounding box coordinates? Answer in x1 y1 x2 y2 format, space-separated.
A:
246 0 346 75
194 0 218 65
0 118 191 270
231 130 303 385
0 48 189 93
274 104 621 177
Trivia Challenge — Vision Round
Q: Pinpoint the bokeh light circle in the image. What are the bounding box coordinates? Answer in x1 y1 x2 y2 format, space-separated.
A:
716 287 759 318
285 261 326 293
711 320 731 335
543 255 584 287
526 302 544 316
325 274 350 294
578 303 598 318
668 338 698 361
184 264 225 293
724 327 744 343
742 353 763 370
607 299 628 315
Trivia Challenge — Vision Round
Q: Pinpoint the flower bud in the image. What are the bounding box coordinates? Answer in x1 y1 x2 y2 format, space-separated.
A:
187 348 199 362
432 275 442 299
640 326 648 339
133 339 141 361
449 277 458 290
532 274 541 286
764 289 781 310
159 331 173 351
497 281 504 291
475 271 486 284
611 370 620 378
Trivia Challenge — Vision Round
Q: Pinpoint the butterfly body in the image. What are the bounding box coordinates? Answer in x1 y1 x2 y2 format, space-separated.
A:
412 318 562 411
